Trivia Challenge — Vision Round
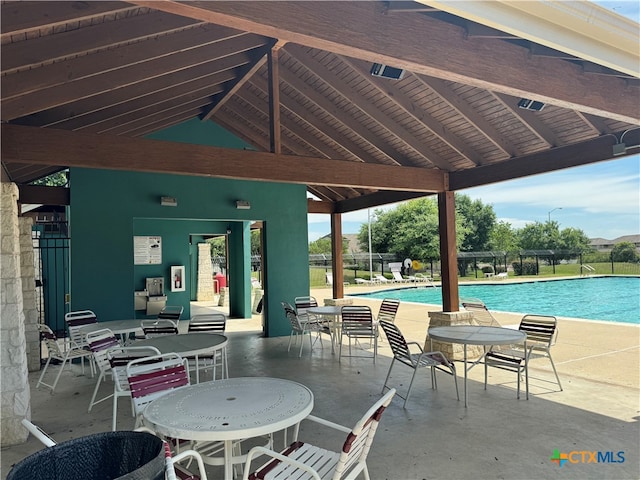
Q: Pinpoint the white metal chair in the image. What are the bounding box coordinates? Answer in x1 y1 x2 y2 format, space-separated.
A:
242 388 396 480
86 328 161 430
21 419 56 447
36 324 93 394
461 298 501 327
339 305 378 363
126 352 191 428
379 319 459 407
141 318 179 338
186 313 228 382
282 302 332 357
63 309 97 373
377 298 400 324
484 314 562 397
294 295 320 323
158 305 184 321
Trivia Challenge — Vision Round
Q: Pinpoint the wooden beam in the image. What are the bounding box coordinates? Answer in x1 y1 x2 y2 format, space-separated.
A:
200 43 274 121
2 125 446 192
308 199 335 214
334 191 431 213
17 185 69 206
267 44 282 154
448 134 622 190
127 1 640 124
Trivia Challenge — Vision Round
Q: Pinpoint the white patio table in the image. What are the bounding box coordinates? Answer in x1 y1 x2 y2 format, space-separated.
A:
427 325 527 407
133 332 228 383
142 376 314 480
79 319 143 344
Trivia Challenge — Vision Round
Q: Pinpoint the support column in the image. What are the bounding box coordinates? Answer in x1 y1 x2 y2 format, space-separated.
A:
438 191 459 312
20 217 39 372
330 213 344 299
196 243 215 301
1 182 30 446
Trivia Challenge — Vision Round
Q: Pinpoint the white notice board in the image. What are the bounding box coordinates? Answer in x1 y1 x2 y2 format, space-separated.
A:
134 236 162 265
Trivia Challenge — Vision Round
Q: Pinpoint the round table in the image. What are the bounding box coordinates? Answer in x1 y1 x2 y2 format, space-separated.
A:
133 333 228 383
80 319 143 343
143 377 314 480
428 325 527 407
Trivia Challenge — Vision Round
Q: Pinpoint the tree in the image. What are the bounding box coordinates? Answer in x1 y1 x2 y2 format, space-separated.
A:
610 241 638 262
558 227 592 254
455 194 497 252
488 221 518 252
308 236 348 254
30 171 68 187
356 197 468 260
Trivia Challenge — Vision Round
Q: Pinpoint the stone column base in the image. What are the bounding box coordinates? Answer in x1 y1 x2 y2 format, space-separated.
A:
323 298 353 306
425 310 484 361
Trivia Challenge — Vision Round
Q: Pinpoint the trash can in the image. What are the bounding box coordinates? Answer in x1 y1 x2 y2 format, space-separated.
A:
214 273 226 293
7 431 165 480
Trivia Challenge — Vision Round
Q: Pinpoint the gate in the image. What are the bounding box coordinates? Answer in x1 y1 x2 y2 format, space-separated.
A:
33 227 70 338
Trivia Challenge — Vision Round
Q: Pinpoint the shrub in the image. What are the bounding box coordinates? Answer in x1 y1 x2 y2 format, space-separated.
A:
512 260 538 276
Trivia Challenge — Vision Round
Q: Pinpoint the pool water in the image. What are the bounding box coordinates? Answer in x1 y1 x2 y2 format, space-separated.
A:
353 276 640 324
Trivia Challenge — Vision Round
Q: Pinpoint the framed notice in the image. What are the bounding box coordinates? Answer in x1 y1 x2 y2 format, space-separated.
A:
134 236 162 265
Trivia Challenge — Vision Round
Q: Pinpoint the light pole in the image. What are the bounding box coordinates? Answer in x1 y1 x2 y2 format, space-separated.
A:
548 207 562 222
368 208 373 281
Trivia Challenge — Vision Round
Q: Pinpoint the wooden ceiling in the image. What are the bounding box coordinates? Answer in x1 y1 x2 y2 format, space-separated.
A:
2 1 639 213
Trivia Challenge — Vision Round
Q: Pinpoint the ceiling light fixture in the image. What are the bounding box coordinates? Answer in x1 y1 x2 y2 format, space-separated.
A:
517 98 545 111
370 63 405 80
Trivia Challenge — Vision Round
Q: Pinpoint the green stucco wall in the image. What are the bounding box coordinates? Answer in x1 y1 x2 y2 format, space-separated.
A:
68 120 310 337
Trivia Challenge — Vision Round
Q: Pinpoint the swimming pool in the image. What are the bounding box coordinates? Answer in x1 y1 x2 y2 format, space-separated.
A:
352 276 640 325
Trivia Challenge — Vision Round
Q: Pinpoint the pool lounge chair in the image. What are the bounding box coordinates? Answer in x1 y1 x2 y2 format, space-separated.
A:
355 278 375 285
391 270 411 283
375 274 392 284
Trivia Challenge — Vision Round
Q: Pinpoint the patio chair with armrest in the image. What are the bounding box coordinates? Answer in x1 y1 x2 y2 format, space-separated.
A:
86 328 161 430
282 302 332 357
339 305 378 363
126 352 191 428
379 320 459 407
186 313 228 381
294 295 320 323
36 324 94 394
158 305 184 321
377 298 400 324
242 388 396 480
484 314 562 396
64 309 97 374
141 318 179 338
461 298 501 327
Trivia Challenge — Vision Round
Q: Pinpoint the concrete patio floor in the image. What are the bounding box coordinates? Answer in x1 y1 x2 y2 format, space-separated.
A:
2 285 639 479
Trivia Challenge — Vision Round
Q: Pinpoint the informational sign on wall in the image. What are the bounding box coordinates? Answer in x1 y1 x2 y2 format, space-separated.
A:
134 236 162 265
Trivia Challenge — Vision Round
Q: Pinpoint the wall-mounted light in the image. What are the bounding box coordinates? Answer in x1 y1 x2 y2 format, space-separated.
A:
517 98 545 111
160 196 177 207
226 225 232 235
235 200 251 210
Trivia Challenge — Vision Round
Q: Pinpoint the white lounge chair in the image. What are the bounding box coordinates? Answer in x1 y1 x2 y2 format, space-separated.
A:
391 270 410 283
375 274 392 284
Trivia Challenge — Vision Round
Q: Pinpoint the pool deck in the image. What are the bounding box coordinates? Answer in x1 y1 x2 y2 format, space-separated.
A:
333 281 639 390
2 280 638 479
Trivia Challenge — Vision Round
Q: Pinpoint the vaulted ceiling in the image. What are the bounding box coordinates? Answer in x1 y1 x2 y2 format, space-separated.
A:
2 1 639 213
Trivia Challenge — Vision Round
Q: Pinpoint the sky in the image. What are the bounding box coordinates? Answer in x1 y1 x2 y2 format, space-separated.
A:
307 1 640 243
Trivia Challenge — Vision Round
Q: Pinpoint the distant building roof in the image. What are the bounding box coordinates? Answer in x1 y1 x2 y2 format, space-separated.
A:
589 234 640 250
319 233 363 253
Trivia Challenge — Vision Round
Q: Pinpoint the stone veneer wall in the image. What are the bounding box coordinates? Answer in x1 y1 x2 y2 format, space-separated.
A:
196 243 214 301
1 182 31 446
20 217 40 373
425 310 484 361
